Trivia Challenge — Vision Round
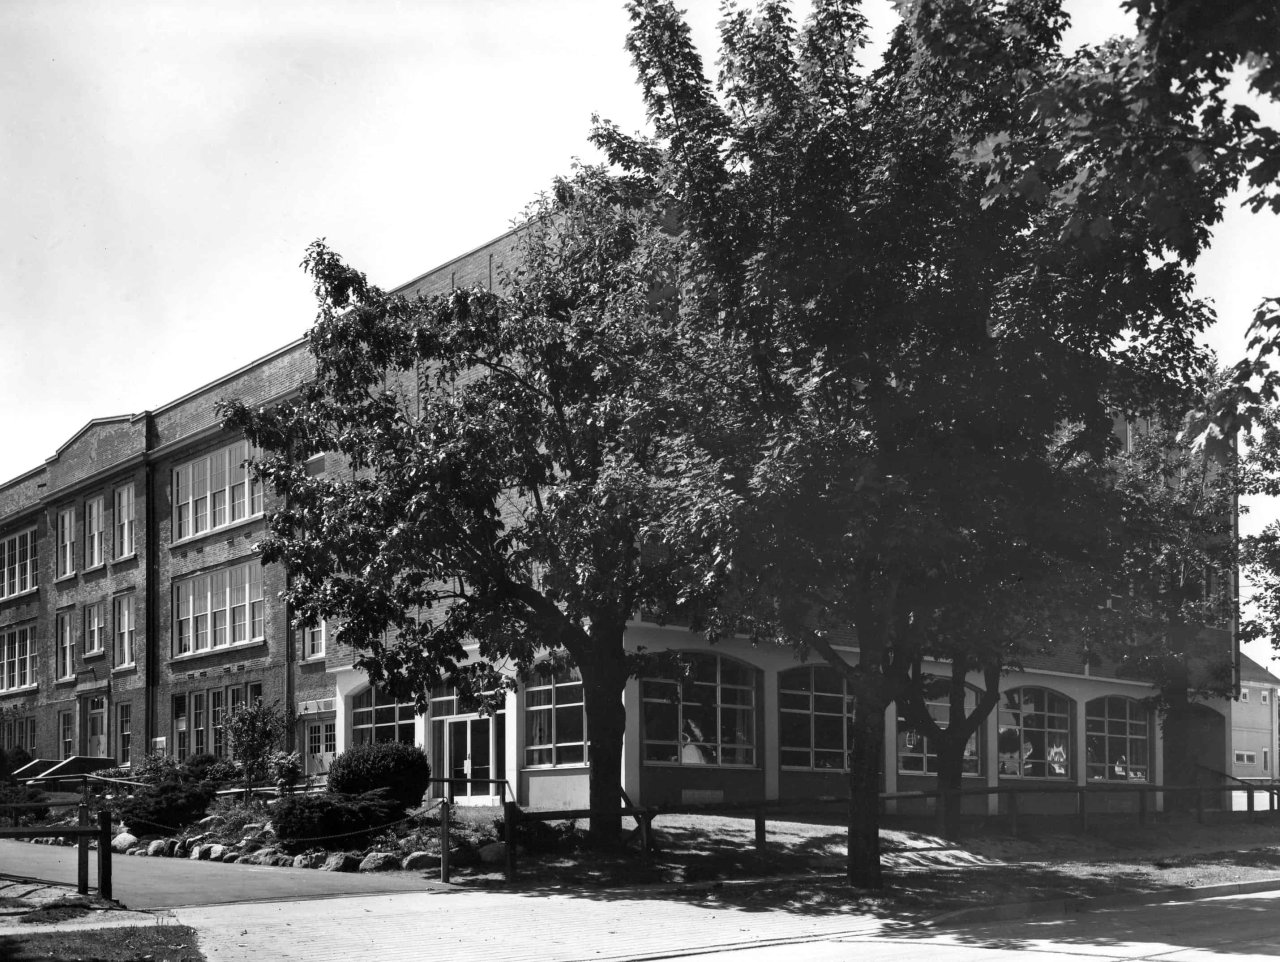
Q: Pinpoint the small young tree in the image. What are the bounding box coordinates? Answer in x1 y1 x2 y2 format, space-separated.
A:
224 699 289 786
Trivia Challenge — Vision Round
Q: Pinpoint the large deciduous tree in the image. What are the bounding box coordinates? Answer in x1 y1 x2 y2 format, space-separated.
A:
613 0 1241 886
222 167 745 845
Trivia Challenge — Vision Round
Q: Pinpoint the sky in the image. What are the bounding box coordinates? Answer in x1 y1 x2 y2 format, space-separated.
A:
4 1 1280 666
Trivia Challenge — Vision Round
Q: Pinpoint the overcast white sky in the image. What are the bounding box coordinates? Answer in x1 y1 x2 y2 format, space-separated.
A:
4 1 1279 665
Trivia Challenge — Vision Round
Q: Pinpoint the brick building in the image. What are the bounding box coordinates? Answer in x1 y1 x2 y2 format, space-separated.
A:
0 229 1238 816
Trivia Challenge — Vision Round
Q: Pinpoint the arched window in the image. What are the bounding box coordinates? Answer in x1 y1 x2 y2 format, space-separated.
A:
642 654 757 767
1086 696 1149 781
997 687 1072 779
779 666 854 771
897 687 983 776
351 687 416 746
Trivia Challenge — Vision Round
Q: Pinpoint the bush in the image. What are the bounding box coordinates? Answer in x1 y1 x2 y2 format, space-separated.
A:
326 743 430 812
179 753 241 785
272 790 400 852
268 750 302 789
130 751 183 786
0 746 32 781
0 782 48 824
115 779 215 836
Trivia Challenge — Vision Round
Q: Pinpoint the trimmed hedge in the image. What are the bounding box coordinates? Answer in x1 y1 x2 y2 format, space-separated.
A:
326 743 430 812
272 790 400 852
116 779 215 836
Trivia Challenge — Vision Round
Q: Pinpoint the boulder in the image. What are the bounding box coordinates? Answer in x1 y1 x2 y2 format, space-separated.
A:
208 844 227 861
320 853 360 873
164 839 178 858
477 842 508 865
401 851 438 872
242 823 264 836
222 854 240 864
196 814 224 828
174 841 189 859
271 855 294 867
146 839 168 857
293 853 325 869
111 832 138 854
359 852 401 873
189 844 212 861
246 847 279 865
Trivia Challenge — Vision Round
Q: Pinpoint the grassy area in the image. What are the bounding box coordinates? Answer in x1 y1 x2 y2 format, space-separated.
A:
0 925 203 962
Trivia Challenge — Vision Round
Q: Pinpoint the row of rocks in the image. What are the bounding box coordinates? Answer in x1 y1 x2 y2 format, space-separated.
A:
104 829 509 873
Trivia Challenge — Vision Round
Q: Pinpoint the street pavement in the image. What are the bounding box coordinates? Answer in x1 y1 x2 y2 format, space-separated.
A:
7 837 1280 961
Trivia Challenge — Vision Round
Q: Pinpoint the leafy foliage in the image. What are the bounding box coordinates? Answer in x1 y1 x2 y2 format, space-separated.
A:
326 742 430 812
224 700 289 784
272 790 400 852
115 779 215 837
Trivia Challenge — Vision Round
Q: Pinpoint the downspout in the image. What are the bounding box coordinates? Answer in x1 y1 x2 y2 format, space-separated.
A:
144 411 159 750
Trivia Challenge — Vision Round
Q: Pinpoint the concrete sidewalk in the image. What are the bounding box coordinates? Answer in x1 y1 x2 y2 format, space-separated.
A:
167 888 893 962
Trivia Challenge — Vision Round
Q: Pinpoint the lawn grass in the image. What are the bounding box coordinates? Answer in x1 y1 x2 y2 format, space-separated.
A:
0 924 203 961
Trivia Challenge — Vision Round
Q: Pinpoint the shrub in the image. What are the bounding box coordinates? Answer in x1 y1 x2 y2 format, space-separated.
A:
326 743 430 812
224 700 288 783
130 751 183 786
180 753 241 785
115 779 215 836
272 790 400 852
0 746 32 781
0 782 48 824
268 750 302 789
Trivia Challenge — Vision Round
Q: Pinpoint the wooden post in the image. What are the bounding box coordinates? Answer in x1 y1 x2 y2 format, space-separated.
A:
1138 787 1148 826
639 813 651 866
76 804 89 896
1008 790 1019 839
97 809 112 902
1248 785 1256 818
755 810 766 853
1078 789 1088 833
440 799 451 884
503 800 516 883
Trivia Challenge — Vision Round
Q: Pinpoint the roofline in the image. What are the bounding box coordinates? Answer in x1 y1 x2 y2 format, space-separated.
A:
389 224 524 295
150 336 309 417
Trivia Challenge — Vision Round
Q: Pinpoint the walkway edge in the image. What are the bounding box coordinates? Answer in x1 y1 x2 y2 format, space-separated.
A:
927 875 1280 926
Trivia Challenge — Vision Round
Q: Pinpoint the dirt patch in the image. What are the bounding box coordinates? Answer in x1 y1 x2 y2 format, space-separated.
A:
0 924 203 961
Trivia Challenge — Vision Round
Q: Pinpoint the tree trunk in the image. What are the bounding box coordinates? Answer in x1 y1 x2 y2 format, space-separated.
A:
934 738 964 840
579 629 629 848
847 698 884 888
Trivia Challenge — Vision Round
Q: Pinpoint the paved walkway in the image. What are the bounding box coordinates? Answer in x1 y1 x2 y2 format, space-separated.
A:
167 888 891 962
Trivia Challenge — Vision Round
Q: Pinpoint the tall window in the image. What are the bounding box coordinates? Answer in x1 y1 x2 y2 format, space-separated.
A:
524 665 587 766
114 594 135 666
351 688 416 745
897 688 983 776
56 610 75 679
85 496 105 568
59 711 74 759
192 693 206 756
114 485 135 558
641 654 757 766
0 625 36 691
117 703 132 766
304 621 326 660
998 688 1072 779
84 602 105 654
173 695 189 761
172 441 262 540
0 527 38 599
173 559 265 654
211 689 226 757
779 666 854 771
56 507 75 578
1086 696 1149 781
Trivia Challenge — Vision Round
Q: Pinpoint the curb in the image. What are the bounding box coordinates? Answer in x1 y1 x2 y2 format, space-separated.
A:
927 875 1280 926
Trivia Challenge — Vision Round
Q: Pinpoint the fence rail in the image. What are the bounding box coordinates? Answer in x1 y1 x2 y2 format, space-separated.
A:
0 804 113 900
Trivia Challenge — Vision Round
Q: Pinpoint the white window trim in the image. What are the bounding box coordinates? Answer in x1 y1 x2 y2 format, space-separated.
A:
84 602 106 655
171 558 266 657
171 441 263 544
0 624 38 693
304 620 326 661
56 507 76 579
114 485 136 560
640 654 758 769
55 610 75 680
1236 750 1257 765
0 526 39 601
114 593 136 667
523 666 588 769
85 496 105 569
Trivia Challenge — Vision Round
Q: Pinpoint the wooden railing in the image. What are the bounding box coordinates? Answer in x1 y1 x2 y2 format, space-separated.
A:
0 801 113 900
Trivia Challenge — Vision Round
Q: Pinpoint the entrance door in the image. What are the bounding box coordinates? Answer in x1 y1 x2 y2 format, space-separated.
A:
446 716 492 799
86 696 107 757
305 720 337 777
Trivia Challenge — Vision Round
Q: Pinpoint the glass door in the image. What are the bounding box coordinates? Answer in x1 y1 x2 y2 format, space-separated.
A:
86 696 107 757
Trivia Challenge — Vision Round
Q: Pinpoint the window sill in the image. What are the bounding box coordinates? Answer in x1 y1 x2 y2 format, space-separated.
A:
641 761 758 770
55 573 77 584
84 650 106 660
83 563 106 575
112 552 137 565
0 587 39 605
170 639 267 662
112 663 137 674
170 514 265 551
0 685 38 697
301 655 327 665
523 763 590 772
55 676 76 687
